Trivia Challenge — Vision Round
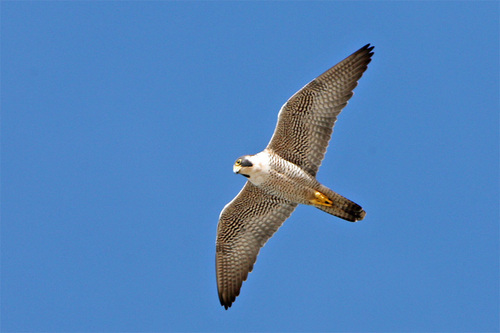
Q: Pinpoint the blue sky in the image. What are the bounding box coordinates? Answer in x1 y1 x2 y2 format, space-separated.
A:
2 2 498 332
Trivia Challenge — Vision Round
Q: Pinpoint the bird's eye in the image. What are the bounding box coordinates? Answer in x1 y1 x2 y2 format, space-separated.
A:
235 159 242 166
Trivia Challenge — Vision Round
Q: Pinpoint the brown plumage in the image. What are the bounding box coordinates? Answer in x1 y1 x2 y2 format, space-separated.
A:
216 44 374 309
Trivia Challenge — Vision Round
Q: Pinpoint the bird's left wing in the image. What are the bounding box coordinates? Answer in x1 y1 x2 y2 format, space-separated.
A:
216 181 297 309
267 44 374 177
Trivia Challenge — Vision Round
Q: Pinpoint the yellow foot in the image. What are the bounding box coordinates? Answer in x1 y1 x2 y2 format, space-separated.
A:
309 191 333 207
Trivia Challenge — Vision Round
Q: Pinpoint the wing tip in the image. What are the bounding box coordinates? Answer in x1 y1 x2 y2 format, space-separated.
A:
218 292 235 310
355 43 375 64
360 43 375 53
220 300 232 310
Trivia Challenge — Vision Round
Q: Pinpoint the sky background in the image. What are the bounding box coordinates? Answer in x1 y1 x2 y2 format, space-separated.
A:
2 2 498 332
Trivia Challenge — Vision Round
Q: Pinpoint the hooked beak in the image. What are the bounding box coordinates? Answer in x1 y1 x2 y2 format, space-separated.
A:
233 165 242 174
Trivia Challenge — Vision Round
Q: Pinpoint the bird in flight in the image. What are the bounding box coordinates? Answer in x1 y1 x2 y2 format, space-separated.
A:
216 44 374 309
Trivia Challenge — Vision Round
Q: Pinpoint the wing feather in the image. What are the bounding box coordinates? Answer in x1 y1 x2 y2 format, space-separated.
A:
267 44 374 176
216 182 297 309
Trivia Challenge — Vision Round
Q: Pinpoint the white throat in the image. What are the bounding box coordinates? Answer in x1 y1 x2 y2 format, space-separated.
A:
246 151 271 186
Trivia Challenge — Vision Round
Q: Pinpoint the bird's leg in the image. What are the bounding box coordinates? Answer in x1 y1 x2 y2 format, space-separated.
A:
309 191 333 207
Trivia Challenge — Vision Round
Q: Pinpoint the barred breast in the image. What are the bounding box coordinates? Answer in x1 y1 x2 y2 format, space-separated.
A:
256 149 321 205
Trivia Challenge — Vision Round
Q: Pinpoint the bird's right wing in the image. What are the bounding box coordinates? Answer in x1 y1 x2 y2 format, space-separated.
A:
216 182 297 309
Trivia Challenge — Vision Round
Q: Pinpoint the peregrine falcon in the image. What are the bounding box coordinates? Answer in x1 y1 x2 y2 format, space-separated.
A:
216 44 374 309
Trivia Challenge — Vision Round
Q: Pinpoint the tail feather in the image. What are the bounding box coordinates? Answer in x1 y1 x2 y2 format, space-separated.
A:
314 187 366 222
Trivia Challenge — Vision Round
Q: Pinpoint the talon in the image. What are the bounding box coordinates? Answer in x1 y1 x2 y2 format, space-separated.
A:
310 191 333 207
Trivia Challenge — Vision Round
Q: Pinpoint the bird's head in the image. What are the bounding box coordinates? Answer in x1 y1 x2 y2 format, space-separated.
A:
233 156 254 178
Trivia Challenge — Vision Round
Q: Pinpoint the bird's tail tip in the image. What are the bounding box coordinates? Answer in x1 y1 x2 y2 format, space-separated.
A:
314 187 366 222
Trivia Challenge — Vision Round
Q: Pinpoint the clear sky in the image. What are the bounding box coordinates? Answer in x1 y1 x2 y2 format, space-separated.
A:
2 2 498 332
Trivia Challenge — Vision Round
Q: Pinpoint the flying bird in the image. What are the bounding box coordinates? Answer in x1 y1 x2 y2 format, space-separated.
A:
216 44 374 309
